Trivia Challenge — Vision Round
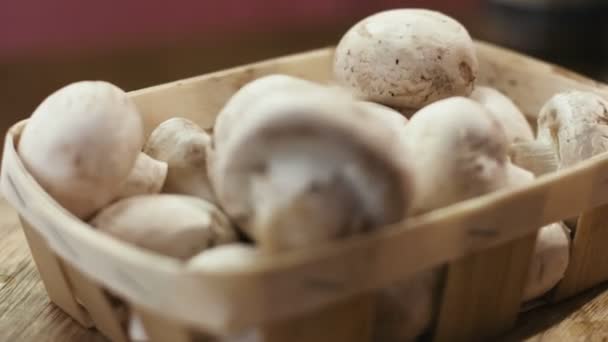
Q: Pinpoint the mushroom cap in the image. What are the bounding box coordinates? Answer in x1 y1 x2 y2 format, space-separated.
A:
333 9 478 110
211 87 413 250
537 90 608 169
18 81 144 219
144 118 216 203
470 86 534 145
186 243 260 272
523 222 570 302
116 152 168 200
212 74 320 150
91 194 237 260
403 97 509 214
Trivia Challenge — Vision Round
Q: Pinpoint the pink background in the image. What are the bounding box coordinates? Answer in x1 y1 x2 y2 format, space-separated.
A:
0 0 475 60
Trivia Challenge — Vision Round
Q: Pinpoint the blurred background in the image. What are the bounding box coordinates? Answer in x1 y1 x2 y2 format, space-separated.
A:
1 0 608 136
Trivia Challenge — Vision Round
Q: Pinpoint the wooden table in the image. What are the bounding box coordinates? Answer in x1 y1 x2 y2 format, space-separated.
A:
1 197 608 341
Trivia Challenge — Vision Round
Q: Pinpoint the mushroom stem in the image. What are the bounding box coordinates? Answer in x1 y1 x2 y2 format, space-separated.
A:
510 141 558 177
251 163 364 252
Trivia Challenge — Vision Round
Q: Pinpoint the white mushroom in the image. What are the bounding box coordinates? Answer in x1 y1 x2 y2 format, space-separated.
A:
333 9 478 111
210 84 413 251
503 167 570 302
403 97 510 214
17 81 144 219
470 86 534 145
115 153 167 200
91 194 237 260
186 243 260 272
144 118 216 203
511 90 608 176
524 222 571 302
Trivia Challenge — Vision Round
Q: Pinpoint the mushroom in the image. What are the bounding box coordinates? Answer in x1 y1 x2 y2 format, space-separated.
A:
333 9 478 111
402 97 510 214
373 270 439 342
503 165 570 302
115 153 168 200
470 86 534 145
17 81 144 219
91 194 237 260
511 90 608 176
209 84 413 251
143 118 216 203
186 243 260 272
524 222 571 302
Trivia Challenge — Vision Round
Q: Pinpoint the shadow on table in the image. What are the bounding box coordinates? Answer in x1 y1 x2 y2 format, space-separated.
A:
500 284 608 341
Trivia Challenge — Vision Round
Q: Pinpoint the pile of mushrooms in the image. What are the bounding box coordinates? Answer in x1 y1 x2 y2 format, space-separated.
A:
16 6 608 342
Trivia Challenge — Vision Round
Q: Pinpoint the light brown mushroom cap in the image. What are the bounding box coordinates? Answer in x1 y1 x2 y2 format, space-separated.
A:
333 9 478 110
116 152 167 200
403 97 509 214
211 86 413 251
18 81 144 219
91 194 237 260
144 118 216 203
470 86 534 145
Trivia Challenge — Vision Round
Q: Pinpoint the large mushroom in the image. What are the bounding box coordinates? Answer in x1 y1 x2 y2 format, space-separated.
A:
209 81 414 251
17 81 144 219
333 9 478 111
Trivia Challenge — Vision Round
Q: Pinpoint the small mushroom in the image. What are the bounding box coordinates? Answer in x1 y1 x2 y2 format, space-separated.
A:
333 9 478 111
91 194 237 260
470 86 534 145
402 97 510 214
524 222 571 302
186 243 260 272
504 167 570 302
210 84 413 251
144 118 216 203
511 90 608 176
115 152 168 200
18 81 144 219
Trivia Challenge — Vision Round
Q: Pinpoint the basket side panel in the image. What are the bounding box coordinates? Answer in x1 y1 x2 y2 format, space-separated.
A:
62 262 129 342
135 307 195 342
19 217 93 328
433 233 537 341
554 204 608 300
261 293 375 342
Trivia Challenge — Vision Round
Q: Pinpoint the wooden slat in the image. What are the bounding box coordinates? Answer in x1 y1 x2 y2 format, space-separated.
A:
554 204 608 301
135 307 194 342
19 218 93 328
62 262 129 342
261 293 375 342
433 233 538 341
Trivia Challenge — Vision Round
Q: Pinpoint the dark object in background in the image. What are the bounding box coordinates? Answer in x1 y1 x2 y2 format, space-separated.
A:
481 0 608 81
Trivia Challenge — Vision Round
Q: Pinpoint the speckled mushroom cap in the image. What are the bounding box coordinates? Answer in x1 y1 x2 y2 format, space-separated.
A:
333 9 478 110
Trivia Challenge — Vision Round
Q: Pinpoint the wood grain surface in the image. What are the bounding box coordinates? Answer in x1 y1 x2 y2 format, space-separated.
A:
2 194 608 342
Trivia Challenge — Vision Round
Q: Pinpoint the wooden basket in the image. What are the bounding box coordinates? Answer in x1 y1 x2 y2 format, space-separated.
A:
3 41 608 342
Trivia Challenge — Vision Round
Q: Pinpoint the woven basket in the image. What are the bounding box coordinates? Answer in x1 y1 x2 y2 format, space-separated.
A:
3 41 608 342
